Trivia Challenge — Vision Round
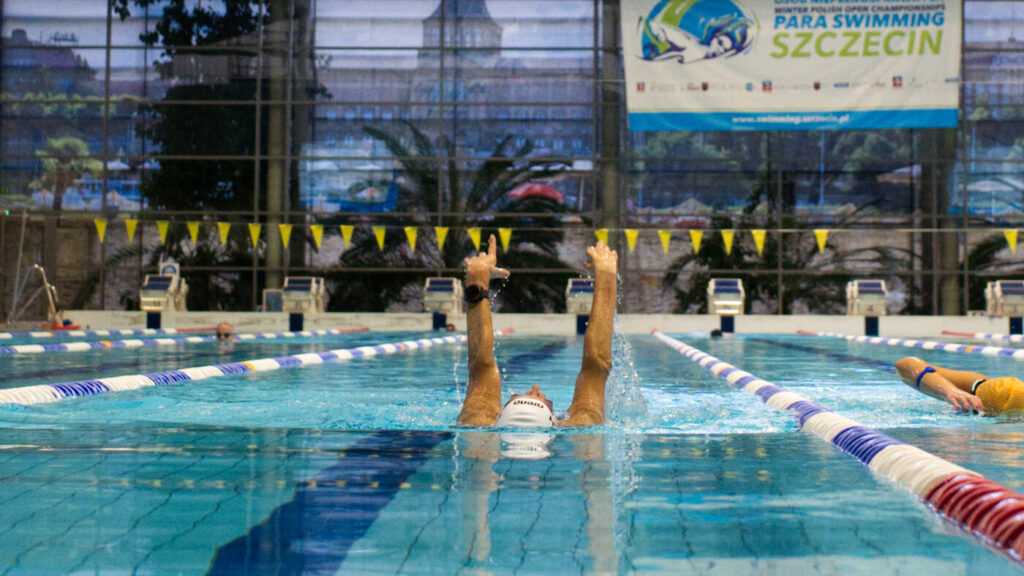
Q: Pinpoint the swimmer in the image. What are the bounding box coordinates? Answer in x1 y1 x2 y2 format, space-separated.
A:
457 235 617 428
446 323 457 333
710 329 723 339
215 322 235 350
894 356 1024 414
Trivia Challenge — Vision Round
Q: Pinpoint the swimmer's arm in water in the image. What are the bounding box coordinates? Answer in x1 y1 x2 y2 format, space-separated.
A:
895 357 986 413
458 235 510 427
560 242 618 427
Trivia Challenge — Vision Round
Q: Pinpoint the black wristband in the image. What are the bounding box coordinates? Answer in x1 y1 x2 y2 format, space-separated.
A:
464 284 488 305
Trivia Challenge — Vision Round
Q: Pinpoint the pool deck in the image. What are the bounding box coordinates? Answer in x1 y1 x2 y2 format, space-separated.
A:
56 310 1017 338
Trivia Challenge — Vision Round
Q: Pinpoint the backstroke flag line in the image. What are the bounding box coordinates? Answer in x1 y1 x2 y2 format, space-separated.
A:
621 0 961 131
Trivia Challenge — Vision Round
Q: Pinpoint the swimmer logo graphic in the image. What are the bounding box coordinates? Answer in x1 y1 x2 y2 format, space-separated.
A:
640 0 757 64
622 0 961 132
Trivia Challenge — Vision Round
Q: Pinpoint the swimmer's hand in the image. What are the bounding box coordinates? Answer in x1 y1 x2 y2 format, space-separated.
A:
464 234 510 286
586 241 618 277
945 388 985 415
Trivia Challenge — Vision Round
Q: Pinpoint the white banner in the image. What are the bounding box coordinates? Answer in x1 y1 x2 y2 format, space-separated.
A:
622 0 961 131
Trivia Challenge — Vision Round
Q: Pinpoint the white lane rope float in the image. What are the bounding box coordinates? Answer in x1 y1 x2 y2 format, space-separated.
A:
0 327 214 340
803 331 1024 361
0 327 369 356
0 330 511 407
653 330 1024 564
942 330 1024 345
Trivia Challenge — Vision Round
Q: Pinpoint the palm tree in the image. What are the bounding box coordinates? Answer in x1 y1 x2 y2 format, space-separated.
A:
327 122 576 312
32 137 103 211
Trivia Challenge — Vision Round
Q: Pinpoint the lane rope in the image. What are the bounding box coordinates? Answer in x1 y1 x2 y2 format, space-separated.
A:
0 330 509 407
653 330 1024 564
0 327 369 356
0 327 215 340
943 330 1024 345
801 331 1024 361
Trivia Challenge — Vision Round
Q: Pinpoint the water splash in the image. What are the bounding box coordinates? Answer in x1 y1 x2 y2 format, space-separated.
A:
606 275 648 428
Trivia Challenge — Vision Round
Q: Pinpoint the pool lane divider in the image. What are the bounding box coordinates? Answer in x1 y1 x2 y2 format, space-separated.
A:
943 330 1024 345
801 331 1024 361
652 331 1024 564
0 330 509 407
0 326 217 340
0 327 369 356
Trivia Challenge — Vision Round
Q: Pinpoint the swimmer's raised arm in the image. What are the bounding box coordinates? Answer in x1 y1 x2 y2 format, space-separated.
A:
458 235 510 427
895 357 985 413
560 242 617 427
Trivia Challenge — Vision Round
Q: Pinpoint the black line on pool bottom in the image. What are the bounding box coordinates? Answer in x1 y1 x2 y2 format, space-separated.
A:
206 341 569 576
746 338 893 371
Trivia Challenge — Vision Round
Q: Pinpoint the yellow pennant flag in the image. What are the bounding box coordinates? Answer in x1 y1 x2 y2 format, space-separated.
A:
594 228 609 245
279 223 293 249
124 218 138 242
217 222 231 245
309 224 323 250
689 230 703 255
434 226 449 250
814 229 829 254
751 229 767 256
498 228 512 253
624 229 639 253
248 223 261 249
404 226 418 251
1005 229 1019 255
156 220 170 245
657 230 672 256
94 218 107 243
721 229 735 255
467 227 482 251
186 221 200 246
340 225 354 249
372 226 386 250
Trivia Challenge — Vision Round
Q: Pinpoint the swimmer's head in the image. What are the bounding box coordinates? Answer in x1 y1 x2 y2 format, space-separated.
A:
710 329 723 339
497 384 555 428
216 322 234 342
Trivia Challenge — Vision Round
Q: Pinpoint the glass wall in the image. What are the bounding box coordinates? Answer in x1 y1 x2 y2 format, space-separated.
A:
1 0 1022 315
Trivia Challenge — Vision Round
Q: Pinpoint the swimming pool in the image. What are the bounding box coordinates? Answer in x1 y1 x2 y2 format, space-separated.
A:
0 332 1020 574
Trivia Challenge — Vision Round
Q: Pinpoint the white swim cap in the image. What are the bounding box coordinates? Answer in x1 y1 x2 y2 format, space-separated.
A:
497 396 555 428
500 432 553 460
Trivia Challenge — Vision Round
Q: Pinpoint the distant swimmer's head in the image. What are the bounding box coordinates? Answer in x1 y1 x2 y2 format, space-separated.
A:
497 384 555 428
710 329 723 339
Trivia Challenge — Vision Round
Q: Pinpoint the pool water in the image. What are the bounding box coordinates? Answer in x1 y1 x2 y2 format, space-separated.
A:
0 333 1021 574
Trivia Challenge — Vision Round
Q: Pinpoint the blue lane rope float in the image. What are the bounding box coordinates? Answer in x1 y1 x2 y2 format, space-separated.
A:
0 328 370 356
0 330 506 407
651 331 1024 564
942 329 1024 345
804 331 1024 360
0 327 210 340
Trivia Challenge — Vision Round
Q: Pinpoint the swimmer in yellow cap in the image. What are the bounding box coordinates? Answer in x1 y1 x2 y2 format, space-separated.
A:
895 356 1024 414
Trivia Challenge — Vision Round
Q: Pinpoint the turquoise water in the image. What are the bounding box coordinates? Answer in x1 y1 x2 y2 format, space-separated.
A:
0 333 1021 574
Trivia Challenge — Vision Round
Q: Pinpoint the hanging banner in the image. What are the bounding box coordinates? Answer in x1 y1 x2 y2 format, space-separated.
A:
657 229 672 255
156 220 170 245
310 224 323 250
621 0 961 132
594 228 609 245
187 221 200 246
689 230 703 255
124 218 138 243
217 222 231 245
625 229 640 253
248 223 261 249
404 226 418 251
467 227 482 252
340 225 354 249
751 229 767 256
498 228 512 253
279 224 293 249
434 226 449 250
721 229 735 255
1005 229 1019 255
814 229 830 254
94 218 107 244
372 226 386 251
